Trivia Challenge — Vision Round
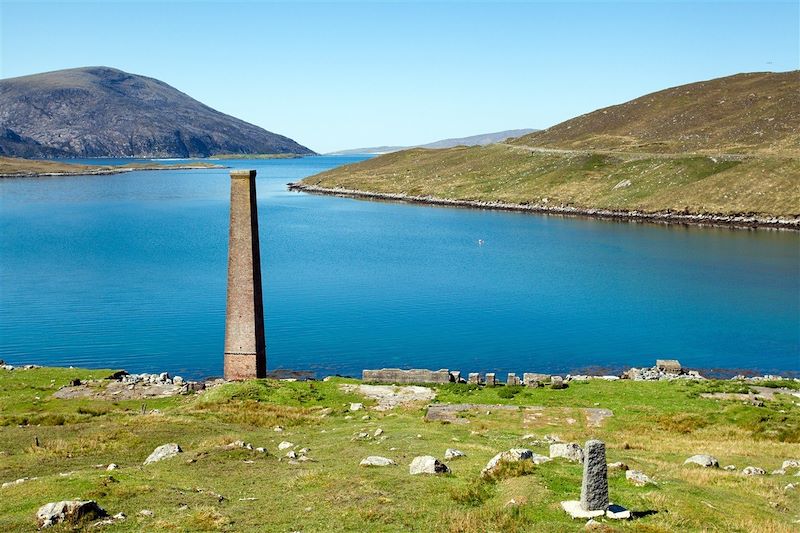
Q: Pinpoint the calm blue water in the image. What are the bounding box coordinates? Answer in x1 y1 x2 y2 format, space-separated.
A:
1 156 798 379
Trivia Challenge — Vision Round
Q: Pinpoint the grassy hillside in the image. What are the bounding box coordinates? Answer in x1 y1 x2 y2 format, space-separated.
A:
0 367 798 532
302 145 800 216
302 72 800 220
512 71 799 155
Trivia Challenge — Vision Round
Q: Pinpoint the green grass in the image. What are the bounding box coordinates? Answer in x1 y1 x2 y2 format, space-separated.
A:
301 145 800 217
1 367 798 532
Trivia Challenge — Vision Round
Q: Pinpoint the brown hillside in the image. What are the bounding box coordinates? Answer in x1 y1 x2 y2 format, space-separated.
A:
512 71 800 155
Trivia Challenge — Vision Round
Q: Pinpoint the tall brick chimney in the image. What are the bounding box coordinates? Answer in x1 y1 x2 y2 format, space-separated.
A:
223 169 266 379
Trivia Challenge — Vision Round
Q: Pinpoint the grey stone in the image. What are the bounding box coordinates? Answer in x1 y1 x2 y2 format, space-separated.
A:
36 500 106 528
607 462 629 471
723 465 737 471
105 464 118 471
144 443 181 465
277 441 294 450
656 359 682 373
613 179 632 190
450 371 462 383
772 469 786 475
524 372 550 385
580 440 609 511
485 373 496 386
409 455 450 475
139 510 154 517
742 466 766 476
782 459 800 470
362 368 451 384
625 470 653 486
684 454 719 468
551 442 585 463
467 373 481 384
481 448 549 478
506 373 521 386
551 376 567 389
606 503 631 519
360 456 396 467
349 403 364 411
445 448 466 460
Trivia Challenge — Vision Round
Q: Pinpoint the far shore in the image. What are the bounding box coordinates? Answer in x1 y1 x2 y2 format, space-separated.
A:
288 182 800 231
0 156 226 178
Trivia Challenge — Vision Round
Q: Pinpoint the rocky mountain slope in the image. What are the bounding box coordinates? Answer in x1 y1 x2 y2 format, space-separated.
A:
0 67 314 158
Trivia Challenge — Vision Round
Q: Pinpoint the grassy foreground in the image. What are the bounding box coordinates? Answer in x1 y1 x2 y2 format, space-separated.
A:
0 367 798 532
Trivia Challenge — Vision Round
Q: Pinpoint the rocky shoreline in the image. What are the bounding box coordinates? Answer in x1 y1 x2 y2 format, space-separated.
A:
287 183 800 230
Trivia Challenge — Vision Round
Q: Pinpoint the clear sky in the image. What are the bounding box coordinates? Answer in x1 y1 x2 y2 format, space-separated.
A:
1 1 798 153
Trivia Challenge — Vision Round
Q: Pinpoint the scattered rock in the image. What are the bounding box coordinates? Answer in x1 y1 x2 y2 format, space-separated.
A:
286 451 297 459
607 462 629 471
782 459 800 471
445 448 466 460
625 470 654 486
550 442 584 462
139 510 154 517
613 179 632 190
255 447 266 453
723 465 737 471
273 426 284 432
349 403 364 412
772 469 786 475
278 441 294 450
374 428 383 437
684 454 719 468
105 464 118 471
2 476 36 488
481 448 550 478
742 466 766 476
409 455 450 475
36 500 106 528
144 443 182 465
785 483 796 492
551 376 567 389
360 456 396 467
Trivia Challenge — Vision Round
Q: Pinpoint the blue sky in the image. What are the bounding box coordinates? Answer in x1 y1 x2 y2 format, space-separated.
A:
2 1 798 153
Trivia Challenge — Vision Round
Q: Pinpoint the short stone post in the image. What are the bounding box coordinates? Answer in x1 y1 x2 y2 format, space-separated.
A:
223 169 267 380
467 372 481 385
580 439 609 511
485 373 496 386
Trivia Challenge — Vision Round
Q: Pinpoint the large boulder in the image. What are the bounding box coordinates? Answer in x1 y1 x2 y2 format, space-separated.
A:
550 442 584 462
684 454 719 468
409 456 450 475
481 448 550 478
143 443 182 465
36 500 106 528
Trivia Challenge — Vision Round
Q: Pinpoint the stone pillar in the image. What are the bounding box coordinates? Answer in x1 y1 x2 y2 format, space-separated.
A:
580 439 609 511
224 169 266 380
485 373 496 387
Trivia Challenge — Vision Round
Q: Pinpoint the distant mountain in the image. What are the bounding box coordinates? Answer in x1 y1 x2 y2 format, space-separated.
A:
0 67 314 158
328 129 537 155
